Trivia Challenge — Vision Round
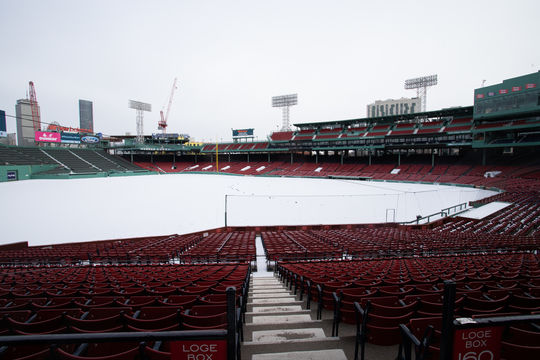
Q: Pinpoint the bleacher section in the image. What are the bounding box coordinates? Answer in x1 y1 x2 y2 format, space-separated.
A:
0 145 146 176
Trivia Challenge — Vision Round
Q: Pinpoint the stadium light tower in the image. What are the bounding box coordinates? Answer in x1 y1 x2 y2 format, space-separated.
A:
128 100 152 143
404 75 438 112
272 94 298 131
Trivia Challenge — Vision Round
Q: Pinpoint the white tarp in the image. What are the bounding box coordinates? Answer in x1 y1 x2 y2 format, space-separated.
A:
0 174 498 246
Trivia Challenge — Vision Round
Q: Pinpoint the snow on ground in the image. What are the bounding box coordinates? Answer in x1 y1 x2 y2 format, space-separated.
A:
458 201 512 219
0 173 498 247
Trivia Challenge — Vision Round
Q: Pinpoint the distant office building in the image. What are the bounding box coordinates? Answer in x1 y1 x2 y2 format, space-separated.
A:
79 99 94 132
367 97 421 118
0 133 17 146
16 99 40 146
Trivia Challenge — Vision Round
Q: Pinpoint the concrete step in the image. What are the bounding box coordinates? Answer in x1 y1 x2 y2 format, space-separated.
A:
251 293 295 300
251 328 326 343
250 348 347 360
249 296 299 305
245 319 323 333
252 277 279 284
250 314 312 325
249 305 304 314
251 286 289 292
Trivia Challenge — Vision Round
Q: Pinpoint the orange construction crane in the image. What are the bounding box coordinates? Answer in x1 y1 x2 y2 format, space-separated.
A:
158 78 178 133
28 81 41 132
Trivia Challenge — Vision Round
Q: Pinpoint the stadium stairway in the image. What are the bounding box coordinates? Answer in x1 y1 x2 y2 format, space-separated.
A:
241 276 347 360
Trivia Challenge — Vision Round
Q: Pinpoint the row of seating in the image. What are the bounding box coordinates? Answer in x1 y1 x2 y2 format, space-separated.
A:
276 253 540 358
135 158 540 190
0 232 256 264
0 263 250 359
260 226 539 260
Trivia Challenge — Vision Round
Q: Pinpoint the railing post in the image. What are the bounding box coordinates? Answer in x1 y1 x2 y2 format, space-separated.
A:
440 280 456 360
226 286 237 360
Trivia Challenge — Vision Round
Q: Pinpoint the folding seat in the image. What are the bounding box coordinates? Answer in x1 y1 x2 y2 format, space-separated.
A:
320 281 351 310
408 317 442 359
0 310 32 322
0 298 31 311
125 296 161 309
79 288 113 297
74 297 126 310
49 289 81 298
56 342 143 360
181 311 228 330
8 314 67 335
113 287 145 296
138 306 183 319
501 341 540 360
414 284 443 294
11 289 45 298
33 297 85 310
455 282 484 293
366 311 415 345
195 280 219 288
143 346 170 360
460 295 509 317
64 307 126 333
180 285 212 296
210 285 242 295
199 293 228 305
378 285 415 297
158 295 198 308
83 307 133 320
220 280 244 288
35 308 85 321
146 286 177 296
408 294 464 317
508 294 540 313
169 281 192 288
124 308 181 331
0 310 33 335
369 300 417 317
188 304 227 316
0 344 51 360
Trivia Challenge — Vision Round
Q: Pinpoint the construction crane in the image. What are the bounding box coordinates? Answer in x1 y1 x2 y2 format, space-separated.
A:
158 78 178 133
28 81 41 132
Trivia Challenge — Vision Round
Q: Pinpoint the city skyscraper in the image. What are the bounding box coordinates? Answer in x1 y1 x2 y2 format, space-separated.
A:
79 99 93 132
16 99 39 146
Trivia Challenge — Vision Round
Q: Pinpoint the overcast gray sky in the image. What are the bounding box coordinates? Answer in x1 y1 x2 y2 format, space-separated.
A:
1 0 539 142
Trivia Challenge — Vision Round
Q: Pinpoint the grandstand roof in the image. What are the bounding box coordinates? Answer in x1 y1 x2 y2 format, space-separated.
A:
293 106 474 129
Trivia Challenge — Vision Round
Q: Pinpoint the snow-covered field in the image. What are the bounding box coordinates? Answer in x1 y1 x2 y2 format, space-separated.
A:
0 173 498 246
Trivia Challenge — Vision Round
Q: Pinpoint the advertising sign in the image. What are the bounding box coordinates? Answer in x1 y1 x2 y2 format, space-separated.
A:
35 131 61 143
0 110 6 137
453 326 503 360
232 128 254 137
171 340 227 360
7 171 17 181
61 132 81 144
81 135 100 144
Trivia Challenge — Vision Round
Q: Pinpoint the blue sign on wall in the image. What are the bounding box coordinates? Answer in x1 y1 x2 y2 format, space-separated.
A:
7 171 17 181
81 135 100 144
61 132 81 144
